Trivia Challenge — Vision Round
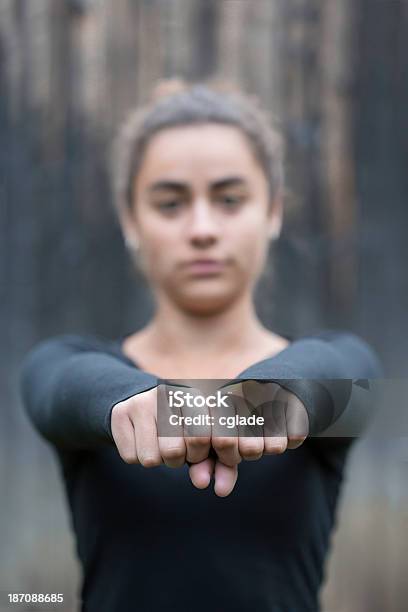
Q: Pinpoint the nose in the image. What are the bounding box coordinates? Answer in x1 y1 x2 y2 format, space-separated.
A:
187 199 221 247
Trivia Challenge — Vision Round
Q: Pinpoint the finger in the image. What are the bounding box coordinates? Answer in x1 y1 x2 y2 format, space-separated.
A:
238 434 264 460
285 393 309 449
263 386 288 454
211 435 241 466
181 387 212 464
236 385 264 460
133 411 163 467
214 460 238 497
158 436 186 468
212 383 259 467
211 388 241 466
156 383 186 466
185 434 212 464
189 457 215 489
111 410 139 464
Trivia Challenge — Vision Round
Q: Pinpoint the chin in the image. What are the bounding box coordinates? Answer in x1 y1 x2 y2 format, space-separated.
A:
173 285 243 316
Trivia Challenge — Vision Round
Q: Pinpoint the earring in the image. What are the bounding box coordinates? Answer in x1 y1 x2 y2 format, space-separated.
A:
125 237 139 251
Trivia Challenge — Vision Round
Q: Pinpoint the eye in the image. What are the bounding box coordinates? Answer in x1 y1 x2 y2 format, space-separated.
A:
217 193 245 207
156 200 183 213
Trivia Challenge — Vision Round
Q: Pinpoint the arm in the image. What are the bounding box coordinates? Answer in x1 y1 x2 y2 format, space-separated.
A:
19 334 159 450
220 329 384 436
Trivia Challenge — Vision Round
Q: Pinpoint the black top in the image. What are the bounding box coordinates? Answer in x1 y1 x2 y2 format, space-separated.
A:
19 329 383 612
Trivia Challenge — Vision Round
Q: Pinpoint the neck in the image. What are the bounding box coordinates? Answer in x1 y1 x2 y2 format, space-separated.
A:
141 291 270 360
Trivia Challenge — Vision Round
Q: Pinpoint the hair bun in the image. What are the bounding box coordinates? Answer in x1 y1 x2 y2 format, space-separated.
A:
150 77 188 102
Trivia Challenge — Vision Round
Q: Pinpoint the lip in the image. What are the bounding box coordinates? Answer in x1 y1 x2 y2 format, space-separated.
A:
183 259 226 275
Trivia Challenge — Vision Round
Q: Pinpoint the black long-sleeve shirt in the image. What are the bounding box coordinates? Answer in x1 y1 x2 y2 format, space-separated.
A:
19 329 383 612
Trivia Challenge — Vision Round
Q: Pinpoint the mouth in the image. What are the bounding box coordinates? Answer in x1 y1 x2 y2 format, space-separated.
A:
183 259 227 276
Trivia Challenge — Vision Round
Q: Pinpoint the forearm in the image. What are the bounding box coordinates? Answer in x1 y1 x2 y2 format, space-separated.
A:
19 335 158 450
221 330 384 436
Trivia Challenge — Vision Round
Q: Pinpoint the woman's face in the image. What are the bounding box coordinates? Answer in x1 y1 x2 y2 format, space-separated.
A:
121 123 282 315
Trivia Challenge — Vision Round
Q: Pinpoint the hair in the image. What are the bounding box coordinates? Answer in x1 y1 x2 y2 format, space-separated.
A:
110 76 285 219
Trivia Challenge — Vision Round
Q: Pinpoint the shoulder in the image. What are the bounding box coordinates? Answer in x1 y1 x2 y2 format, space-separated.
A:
21 332 121 365
296 327 358 342
297 327 384 377
29 332 109 350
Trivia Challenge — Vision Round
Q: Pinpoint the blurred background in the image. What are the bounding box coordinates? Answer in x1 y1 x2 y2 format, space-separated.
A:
1 1 407 611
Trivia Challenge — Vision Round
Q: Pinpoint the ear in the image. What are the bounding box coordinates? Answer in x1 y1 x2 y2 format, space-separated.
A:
267 193 283 241
119 207 140 246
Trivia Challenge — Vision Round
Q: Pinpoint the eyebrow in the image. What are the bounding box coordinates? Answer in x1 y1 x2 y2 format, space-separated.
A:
148 176 248 194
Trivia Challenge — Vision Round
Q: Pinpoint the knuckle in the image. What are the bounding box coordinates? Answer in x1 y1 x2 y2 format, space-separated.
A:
213 437 236 451
287 436 306 449
266 439 287 454
240 439 263 457
120 450 138 464
112 403 129 421
163 446 185 461
187 436 211 448
242 449 262 460
139 454 161 468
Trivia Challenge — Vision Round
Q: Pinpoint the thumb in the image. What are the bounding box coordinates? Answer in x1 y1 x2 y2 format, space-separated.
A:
188 457 215 489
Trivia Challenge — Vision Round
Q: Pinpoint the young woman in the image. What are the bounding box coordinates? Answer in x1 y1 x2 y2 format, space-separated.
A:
20 79 382 612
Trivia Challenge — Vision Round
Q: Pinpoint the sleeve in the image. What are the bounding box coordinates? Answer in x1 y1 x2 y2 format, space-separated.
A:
18 334 159 450
218 329 384 438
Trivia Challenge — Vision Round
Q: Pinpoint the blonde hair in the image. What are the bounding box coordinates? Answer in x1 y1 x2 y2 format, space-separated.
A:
110 76 284 218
